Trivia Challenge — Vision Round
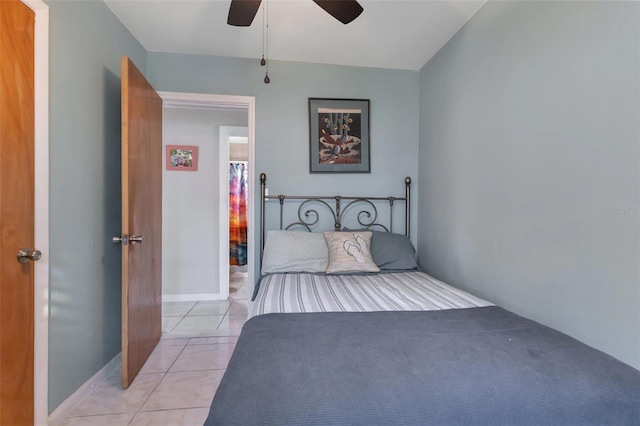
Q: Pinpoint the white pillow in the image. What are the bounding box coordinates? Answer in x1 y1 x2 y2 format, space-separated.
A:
324 231 380 274
261 230 328 274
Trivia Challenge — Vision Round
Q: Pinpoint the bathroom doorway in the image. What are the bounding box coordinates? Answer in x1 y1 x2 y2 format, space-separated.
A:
223 126 250 301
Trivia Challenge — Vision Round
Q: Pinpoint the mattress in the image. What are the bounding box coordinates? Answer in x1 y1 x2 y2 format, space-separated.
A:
251 271 493 317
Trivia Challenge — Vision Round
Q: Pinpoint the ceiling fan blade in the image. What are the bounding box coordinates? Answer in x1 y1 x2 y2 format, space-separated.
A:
227 0 262 27
313 0 363 24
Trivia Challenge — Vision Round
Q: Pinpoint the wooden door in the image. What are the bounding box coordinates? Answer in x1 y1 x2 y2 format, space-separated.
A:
120 57 163 388
0 0 36 424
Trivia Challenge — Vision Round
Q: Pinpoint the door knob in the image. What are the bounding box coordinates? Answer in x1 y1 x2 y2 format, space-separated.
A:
113 235 129 245
17 248 42 264
113 235 143 245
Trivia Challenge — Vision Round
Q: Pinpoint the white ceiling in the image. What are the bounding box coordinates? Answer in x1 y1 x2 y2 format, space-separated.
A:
104 0 485 71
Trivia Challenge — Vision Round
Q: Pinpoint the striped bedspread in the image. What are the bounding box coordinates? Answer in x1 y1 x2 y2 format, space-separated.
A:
250 271 492 317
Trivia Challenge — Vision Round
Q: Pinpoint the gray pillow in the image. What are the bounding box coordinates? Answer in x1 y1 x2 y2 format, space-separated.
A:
261 230 328 274
343 228 418 270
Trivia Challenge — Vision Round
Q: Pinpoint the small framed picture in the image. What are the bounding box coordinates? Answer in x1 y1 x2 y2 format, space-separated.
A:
166 145 198 171
309 98 370 173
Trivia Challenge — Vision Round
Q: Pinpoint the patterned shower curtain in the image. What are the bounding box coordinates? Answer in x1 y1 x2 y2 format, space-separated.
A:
229 162 248 266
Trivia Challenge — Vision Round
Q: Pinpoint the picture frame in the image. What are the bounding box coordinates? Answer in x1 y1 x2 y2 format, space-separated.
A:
165 145 199 171
309 98 370 173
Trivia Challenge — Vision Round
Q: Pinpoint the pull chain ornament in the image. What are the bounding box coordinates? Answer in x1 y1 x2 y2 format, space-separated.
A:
262 0 270 83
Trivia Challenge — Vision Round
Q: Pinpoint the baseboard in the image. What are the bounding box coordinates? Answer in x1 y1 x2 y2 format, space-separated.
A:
163 293 222 302
48 353 121 425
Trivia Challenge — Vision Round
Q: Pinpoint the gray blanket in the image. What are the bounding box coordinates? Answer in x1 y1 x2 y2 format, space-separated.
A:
206 307 640 425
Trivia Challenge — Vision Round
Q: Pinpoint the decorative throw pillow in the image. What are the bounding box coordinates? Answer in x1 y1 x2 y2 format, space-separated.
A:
343 228 418 270
261 230 328 274
324 231 380 274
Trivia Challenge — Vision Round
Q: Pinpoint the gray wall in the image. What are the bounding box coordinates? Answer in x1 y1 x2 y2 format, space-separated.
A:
147 54 420 284
418 1 639 369
46 0 146 411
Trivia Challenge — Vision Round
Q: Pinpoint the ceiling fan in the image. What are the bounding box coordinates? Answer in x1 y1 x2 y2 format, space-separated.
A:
227 0 364 26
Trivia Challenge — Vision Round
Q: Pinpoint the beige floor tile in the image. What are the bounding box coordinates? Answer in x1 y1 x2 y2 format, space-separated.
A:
101 374 122 386
139 344 185 374
140 370 225 412
228 300 248 315
129 407 209 426
109 365 122 376
169 344 234 372
167 315 225 337
228 314 247 329
59 413 135 426
188 301 230 316
70 373 164 417
158 337 191 346
162 316 182 332
216 314 247 337
162 301 197 317
228 288 243 299
229 281 248 301
189 336 238 345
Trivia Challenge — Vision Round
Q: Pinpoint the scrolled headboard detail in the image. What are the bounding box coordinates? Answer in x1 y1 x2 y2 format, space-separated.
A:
259 173 411 266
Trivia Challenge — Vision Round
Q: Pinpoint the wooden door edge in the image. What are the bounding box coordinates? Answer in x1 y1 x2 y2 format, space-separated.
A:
120 55 130 388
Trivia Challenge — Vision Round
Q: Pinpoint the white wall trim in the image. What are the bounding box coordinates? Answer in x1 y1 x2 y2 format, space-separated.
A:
246 97 256 302
159 92 256 302
162 293 224 302
22 0 49 423
159 91 250 111
47 354 121 426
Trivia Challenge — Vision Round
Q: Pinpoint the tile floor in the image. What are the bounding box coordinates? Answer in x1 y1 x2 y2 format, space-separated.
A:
57 273 249 426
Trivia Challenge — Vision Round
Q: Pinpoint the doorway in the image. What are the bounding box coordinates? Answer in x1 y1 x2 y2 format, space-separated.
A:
158 92 255 308
221 126 249 300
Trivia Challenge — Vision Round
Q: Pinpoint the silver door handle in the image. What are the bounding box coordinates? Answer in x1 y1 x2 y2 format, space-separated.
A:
17 248 42 264
113 235 129 245
113 235 143 245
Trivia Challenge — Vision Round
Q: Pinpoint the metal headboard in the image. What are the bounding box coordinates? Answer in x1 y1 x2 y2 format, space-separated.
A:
259 173 411 267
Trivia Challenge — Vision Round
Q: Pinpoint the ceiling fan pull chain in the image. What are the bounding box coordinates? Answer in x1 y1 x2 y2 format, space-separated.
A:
260 1 266 67
264 0 270 83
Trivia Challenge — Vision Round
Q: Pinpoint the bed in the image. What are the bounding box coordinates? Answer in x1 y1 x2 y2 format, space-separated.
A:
205 174 640 426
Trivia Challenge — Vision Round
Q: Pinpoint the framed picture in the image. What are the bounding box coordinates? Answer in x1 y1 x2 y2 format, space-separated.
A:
165 145 199 171
309 98 370 173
